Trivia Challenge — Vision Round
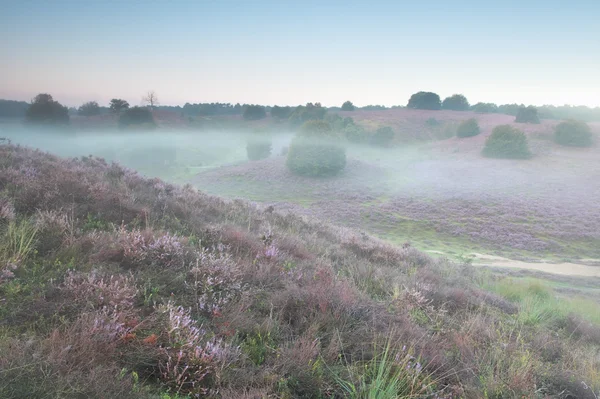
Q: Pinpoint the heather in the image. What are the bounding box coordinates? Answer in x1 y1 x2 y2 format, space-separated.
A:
1 143 600 398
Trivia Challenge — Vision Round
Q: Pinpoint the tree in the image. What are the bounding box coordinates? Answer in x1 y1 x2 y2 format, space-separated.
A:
482 125 531 159
515 106 540 124
442 94 470 111
341 101 355 111
456 118 481 138
143 91 159 110
286 121 346 176
243 105 267 121
118 106 156 129
109 99 130 114
25 93 69 125
407 92 442 110
270 105 293 120
553 119 593 147
0 99 29 118
288 103 327 127
472 102 499 114
78 101 101 117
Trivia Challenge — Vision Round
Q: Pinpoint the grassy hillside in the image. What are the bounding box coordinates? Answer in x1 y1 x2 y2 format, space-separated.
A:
1 144 599 398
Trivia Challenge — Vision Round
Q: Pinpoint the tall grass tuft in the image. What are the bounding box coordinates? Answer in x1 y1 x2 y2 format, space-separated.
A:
334 334 439 398
1 219 38 277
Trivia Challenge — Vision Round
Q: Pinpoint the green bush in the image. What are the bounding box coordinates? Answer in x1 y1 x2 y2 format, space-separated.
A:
425 117 440 127
442 94 470 111
341 101 355 111
118 107 155 129
370 126 395 146
288 103 327 127
456 118 481 138
407 92 441 110
482 125 531 159
515 106 540 124
472 102 498 113
287 121 346 176
553 119 593 147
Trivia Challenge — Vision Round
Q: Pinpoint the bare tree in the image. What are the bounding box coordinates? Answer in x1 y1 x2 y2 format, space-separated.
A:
143 91 159 110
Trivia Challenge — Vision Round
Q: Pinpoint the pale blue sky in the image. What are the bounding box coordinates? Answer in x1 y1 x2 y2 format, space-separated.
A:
1 0 599 107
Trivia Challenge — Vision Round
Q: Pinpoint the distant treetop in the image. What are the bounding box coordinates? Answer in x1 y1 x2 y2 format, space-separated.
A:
25 93 69 125
341 101 355 111
407 92 442 110
442 94 470 111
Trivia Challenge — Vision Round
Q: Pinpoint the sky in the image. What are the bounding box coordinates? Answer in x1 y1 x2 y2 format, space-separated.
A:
1 0 599 108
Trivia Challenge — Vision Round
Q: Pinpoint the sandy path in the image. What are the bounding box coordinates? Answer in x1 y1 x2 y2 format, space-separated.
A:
471 253 600 277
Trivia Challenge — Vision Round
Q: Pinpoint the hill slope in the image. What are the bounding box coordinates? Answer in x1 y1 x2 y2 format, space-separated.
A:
1 144 599 398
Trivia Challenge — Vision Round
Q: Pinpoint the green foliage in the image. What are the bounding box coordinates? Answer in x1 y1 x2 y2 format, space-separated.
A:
25 93 70 125
515 106 540 124
270 105 293 120
246 140 272 160
109 99 130 114
1 219 38 266
472 102 499 114
341 101 356 111
287 125 346 177
407 92 441 110
78 101 101 117
553 119 593 147
334 337 436 399
442 94 470 111
456 118 481 138
370 126 395 146
118 106 156 129
289 103 327 127
482 125 531 159
243 105 267 121
298 120 334 138
240 331 275 366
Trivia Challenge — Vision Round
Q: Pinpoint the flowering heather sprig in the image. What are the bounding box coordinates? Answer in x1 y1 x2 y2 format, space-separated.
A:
118 226 186 267
158 302 240 396
61 270 138 311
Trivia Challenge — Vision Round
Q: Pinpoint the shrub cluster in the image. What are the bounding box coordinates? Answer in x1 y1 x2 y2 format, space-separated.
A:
456 118 481 138
515 106 540 124
286 121 346 176
553 119 593 147
482 125 531 159
442 94 470 111
407 91 442 110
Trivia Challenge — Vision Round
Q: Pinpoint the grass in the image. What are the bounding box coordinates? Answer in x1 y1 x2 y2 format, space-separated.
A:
484 277 600 326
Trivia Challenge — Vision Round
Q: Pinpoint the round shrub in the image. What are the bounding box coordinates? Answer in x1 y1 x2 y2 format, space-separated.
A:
407 91 441 110
371 126 395 146
456 118 481 138
515 106 540 124
286 140 346 176
442 94 470 111
287 120 346 176
553 119 593 147
482 125 531 159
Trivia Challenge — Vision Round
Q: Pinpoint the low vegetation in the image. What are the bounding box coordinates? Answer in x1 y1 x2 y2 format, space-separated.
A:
482 125 532 159
455 118 480 138
286 120 347 176
1 143 599 398
246 139 272 161
554 119 593 147
515 106 540 124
